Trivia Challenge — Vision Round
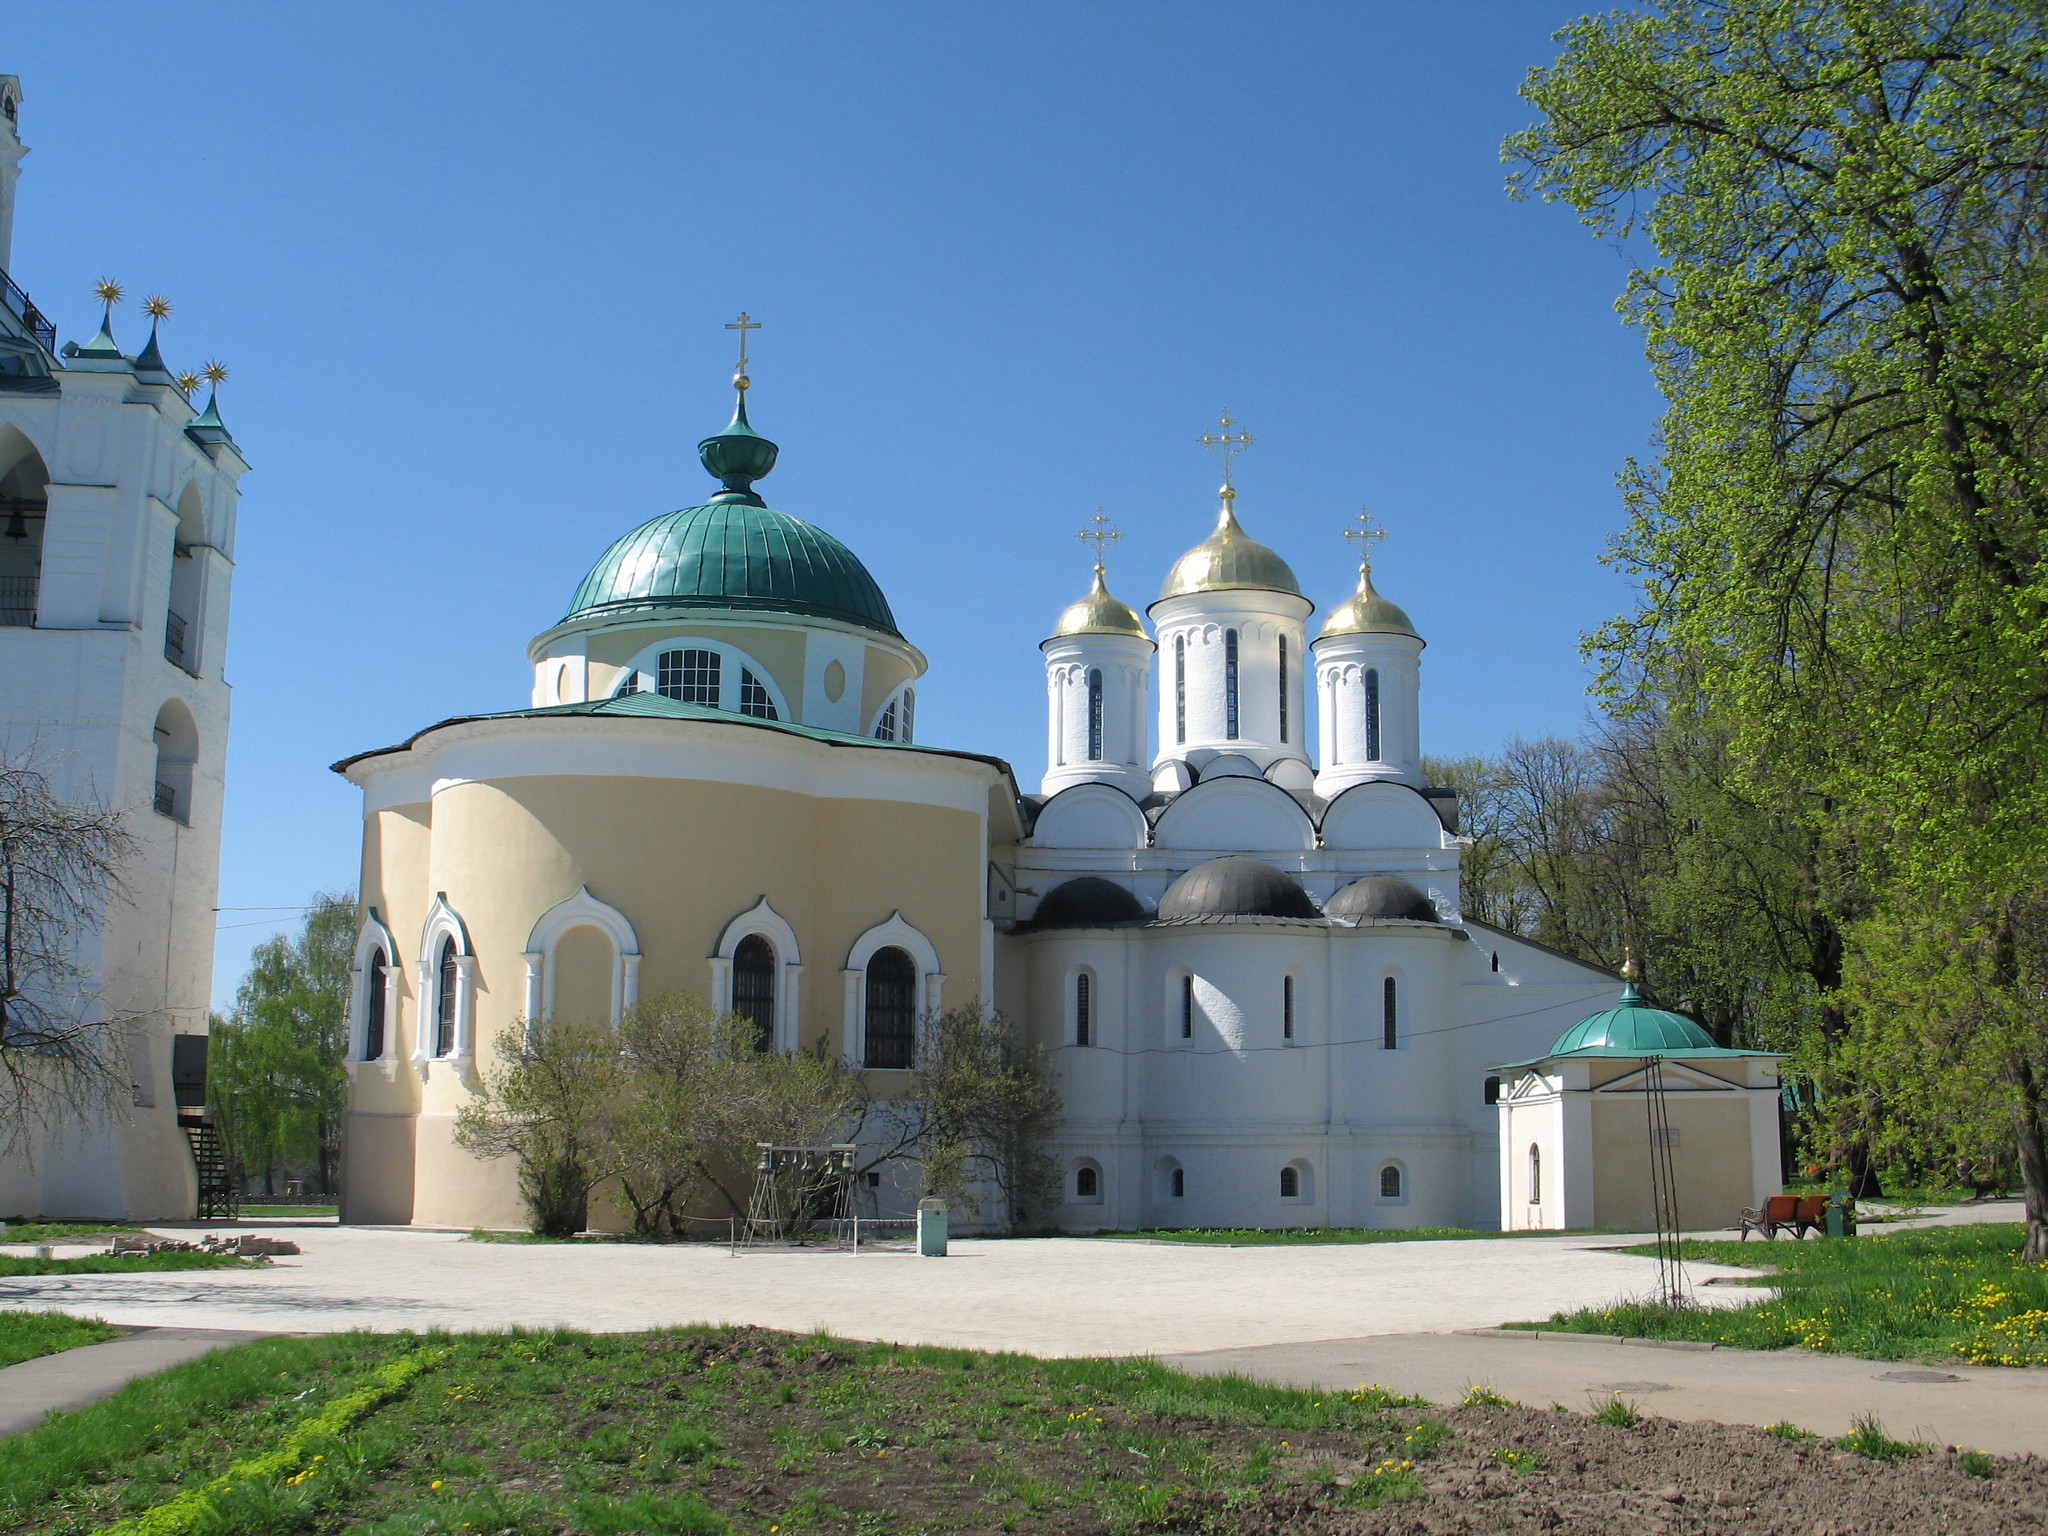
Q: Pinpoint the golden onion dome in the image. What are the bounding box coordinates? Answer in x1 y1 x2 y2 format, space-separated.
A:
1052 566 1146 638
1158 492 1302 600
1318 562 1420 641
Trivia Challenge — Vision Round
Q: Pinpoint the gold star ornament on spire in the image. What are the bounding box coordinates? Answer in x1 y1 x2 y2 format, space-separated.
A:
201 360 229 385
1199 409 1253 500
175 372 201 393
1343 506 1387 573
1077 508 1122 574
725 311 760 392
93 278 125 311
143 294 172 321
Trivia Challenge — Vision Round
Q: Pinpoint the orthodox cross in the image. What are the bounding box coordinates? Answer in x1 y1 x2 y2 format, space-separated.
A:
1343 506 1387 573
1199 409 1254 491
725 311 761 388
1077 508 1122 574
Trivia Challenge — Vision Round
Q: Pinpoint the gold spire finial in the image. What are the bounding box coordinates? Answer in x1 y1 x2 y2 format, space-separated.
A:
143 294 172 321
1620 946 1638 981
725 311 760 392
1343 506 1388 575
1199 408 1253 501
201 359 229 385
175 371 201 393
93 277 125 312
1077 508 1122 575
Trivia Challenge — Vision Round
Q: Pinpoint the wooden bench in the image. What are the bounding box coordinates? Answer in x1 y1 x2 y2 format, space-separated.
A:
1736 1194 1828 1240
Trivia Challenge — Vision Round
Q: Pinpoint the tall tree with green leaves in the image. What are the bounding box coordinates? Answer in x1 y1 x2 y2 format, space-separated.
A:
1510 0 2048 1253
207 891 353 1194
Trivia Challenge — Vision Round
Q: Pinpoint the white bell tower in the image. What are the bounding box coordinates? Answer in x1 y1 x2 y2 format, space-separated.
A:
1041 515 1153 799
1313 513 1424 796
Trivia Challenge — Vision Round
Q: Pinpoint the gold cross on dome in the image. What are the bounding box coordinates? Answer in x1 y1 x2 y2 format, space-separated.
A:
725 311 761 387
1077 508 1122 573
1199 409 1254 490
1343 506 1387 572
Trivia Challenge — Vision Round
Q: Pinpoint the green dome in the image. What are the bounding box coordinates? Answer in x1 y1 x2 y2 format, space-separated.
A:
566 501 900 636
1547 983 1716 1056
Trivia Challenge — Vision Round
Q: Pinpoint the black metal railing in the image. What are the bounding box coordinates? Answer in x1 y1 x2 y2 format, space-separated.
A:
0 574 34 627
164 610 189 666
0 266 56 354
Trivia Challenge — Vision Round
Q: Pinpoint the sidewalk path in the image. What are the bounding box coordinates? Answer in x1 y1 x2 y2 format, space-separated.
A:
1159 1328 2048 1458
0 1328 274 1439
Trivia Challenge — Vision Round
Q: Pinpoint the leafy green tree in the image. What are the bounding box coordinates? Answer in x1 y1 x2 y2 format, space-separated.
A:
206 891 353 1194
1510 0 2048 1252
455 1018 625 1236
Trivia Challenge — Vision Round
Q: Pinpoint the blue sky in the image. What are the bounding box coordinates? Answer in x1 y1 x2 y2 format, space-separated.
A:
4 4 1660 1007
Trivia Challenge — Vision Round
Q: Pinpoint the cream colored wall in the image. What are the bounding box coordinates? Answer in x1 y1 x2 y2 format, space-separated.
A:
552 925 615 1025
585 622 811 714
345 755 992 1230
861 644 917 728
1589 1094 1756 1232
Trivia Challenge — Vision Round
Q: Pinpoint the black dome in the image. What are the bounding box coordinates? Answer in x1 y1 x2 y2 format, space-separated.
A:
1033 877 1150 928
1327 875 1437 923
1157 857 1319 921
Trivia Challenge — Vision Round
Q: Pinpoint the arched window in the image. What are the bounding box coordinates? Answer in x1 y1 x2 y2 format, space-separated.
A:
900 687 915 743
1279 1165 1298 1198
875 700 897 741
1074 971 1092 1047
152 700 199 825
1174 635 1186 744
1180 974 1194 1039
864 946 917 1069
1483 1074 1502 1105
1224 629 1240 740
1382 976 1398 1049
1282 975 1295 1041
435 937 459 1058
0 431 50 628
1365 668 1382 761
1278 635 1289 743
1171 1166 1185 1198
1380 1164 1402 1199
738 668 779 720
1529 1144 1542 1204
1086 668 1104 761
658 648 721 706
733 935 776 1053
1076 1165 1098 1199
363 948 387 1061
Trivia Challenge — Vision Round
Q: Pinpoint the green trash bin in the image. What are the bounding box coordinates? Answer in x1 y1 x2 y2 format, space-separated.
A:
917 1198 949 1257
1825 1189 1857 1238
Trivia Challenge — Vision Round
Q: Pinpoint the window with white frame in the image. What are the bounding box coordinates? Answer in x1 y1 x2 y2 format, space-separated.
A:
659 648 721 705
363 948 388 1061
434 937 459 1057
733 934 776 1053
738 668 779 720
1074 970 1093 1046
864 946 917 1068
1379 1163 1404 1200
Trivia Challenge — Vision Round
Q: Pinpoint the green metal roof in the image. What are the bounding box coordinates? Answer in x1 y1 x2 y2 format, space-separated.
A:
1545 982 1716 1055
565 500 900 637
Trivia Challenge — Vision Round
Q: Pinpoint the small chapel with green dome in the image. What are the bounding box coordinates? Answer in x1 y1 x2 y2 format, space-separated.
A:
335 345 1782 1236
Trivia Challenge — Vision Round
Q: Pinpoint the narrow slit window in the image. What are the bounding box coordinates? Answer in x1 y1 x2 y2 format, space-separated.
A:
1174 635 1186 744
738 668 778 720
1224 629 1239 740
1171 1167 1185 1198
1181 974 1194 1039
1382 976 1398 1049
1278 635 1289 743
733 934 777 1053
1086 668 1104 761
1365 668 1381 760
1075 972 1092 1047
363 948 387 1061
435 938 459 1057
1529 1145 1541 1203
1282 975 1294 1040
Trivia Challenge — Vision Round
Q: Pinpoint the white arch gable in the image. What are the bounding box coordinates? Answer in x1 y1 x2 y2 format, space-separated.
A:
709 896 804 1052
348 908 401 1066
522 886 642 1026
415 895 476 1066
1319 780 1447 852
1030 782 1148 850
842 911 945 1068
615 636 792 720
1152 777 1315 853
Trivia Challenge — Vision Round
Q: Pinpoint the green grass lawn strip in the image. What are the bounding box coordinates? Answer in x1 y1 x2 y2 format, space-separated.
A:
0 1311 122 1369
0 1251 252 1277
0 1222 147 1244
1515 1223 2048 1364
1096 1225 1583 1245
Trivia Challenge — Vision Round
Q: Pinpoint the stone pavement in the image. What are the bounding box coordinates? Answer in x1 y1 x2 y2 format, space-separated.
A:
1161 1329 2048 1459
0 1327 274 1439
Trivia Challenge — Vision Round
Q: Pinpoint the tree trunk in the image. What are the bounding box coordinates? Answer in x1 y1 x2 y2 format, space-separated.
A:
2013 1055 2048 1265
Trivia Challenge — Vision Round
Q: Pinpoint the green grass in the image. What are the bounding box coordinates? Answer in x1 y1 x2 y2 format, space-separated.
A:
1835 1413 1929 1464
228 1205 338 1218
0 1250 251 1277
1512 1223 2048 1365
0 1311 121 1369
0 1326 1459 1535
0 1222 145 1244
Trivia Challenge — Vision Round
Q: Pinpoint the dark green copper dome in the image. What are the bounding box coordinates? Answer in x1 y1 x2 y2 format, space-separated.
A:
1546 982 1717 1056
564 397 900 637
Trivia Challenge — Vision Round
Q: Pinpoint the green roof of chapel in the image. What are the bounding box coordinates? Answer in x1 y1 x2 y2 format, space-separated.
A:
562 393 900 638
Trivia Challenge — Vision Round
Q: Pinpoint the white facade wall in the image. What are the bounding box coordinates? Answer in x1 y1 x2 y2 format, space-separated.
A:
1313 629 1424 795
1041 629 1152 799
1150 589 1312 779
